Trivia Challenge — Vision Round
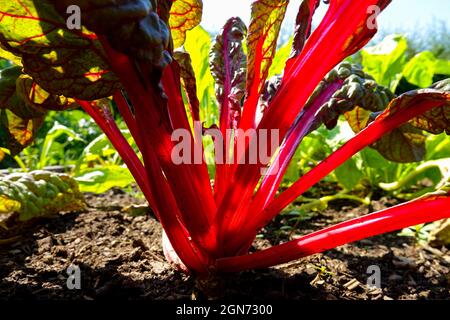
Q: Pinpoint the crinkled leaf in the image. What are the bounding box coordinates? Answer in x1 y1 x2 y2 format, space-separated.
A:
0 66 21 107
246 0 288 97
0 64 82 155
169 0 203 48
289 0 320 60
310 62 395 132
210 17 247 129
345 107 427 163
174 50 200 121
0 0 120 100
48 0 150 33
259 75 282 113
346 81 450 163
0 170 85 221
409 79 450 134
158 0 174 23
49 0 172 76
372 124 427 163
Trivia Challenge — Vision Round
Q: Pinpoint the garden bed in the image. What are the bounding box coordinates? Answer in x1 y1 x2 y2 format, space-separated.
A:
0 189 449 300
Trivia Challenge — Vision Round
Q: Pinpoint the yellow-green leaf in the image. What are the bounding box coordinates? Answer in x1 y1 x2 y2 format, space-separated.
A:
0 170 85 221
169 0 203 48
246 0 288 96
0 0 120 100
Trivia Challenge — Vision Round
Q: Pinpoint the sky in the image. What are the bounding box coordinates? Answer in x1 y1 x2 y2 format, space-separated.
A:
201 0 450 39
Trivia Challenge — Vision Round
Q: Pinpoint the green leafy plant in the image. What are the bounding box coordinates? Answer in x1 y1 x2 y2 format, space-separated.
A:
360 35 450 92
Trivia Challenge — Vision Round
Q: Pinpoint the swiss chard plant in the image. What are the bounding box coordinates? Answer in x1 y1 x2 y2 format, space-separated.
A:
0 0 449 275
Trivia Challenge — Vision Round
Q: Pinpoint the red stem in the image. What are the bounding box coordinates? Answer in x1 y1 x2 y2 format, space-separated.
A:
217 193 450 272
78 100 208 272
214 22 234 204
250 80 343 215
97 36 218 256
76 99 153 204
215 0 388 255
233 98 446 252
113 91 144 151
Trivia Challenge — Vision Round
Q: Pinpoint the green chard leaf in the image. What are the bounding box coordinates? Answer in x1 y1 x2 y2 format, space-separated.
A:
74 166 135 194
361 35 408 92
169 0 203 49
0 0 121 100
268 36 292 77
184 26 217 125
435 59 450 76
345 105 426 164
0 170 85 221
402 51 439 88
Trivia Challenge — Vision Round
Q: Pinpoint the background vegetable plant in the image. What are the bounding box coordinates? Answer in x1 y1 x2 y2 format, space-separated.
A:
0 0 449 276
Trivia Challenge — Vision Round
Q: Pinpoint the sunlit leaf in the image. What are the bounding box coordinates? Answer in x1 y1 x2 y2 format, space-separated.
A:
246 0 288 97
361 35 407 92
345 106 427 163
0 0 120 100
351 80 450 163
184 26 217 125
0 45 22 66
75 166 136 193
0 170 85 221
16 74 82 112
268 37 292 77
169 0 203 48
0 66 46 155
409 79 450 134
372 124 427 163
403 51 437 88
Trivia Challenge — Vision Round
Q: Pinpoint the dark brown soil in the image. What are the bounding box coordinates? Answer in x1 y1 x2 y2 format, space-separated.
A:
0 188 449 300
